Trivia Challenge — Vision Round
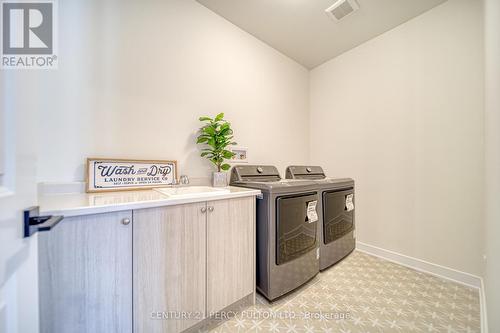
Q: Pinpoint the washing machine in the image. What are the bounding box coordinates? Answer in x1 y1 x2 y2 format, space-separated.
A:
286 166 355 270
230 165 320 300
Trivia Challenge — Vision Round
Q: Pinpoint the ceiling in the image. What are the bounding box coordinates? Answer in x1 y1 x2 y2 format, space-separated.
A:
196 0 447 69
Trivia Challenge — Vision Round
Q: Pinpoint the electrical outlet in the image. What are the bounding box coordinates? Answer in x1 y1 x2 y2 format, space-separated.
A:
229 147 248 163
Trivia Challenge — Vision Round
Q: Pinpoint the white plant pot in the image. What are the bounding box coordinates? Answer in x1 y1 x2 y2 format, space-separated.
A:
212 172 227 187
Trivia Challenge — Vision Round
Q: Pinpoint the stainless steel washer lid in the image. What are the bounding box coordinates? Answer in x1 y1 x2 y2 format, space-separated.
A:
285 165 326 179
285 166 354 189
230 165 318 192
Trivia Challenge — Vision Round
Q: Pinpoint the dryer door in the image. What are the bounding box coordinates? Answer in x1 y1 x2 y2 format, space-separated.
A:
323 188 354 244
276 193 318 265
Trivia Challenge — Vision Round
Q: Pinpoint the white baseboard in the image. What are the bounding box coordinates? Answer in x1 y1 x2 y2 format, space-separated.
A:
479 277 488 333
356 241 482 288
356 241 488 333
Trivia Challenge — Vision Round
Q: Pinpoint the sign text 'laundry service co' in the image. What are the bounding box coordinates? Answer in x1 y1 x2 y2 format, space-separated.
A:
86 158 177 193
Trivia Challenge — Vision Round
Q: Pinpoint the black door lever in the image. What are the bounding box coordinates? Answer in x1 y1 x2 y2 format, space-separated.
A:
23 206 63 238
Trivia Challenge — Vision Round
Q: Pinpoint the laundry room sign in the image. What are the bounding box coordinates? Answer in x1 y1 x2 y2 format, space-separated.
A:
86 158 177 193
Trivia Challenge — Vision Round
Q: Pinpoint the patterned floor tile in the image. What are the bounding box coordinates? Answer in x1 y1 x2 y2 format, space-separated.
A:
208 251 481 333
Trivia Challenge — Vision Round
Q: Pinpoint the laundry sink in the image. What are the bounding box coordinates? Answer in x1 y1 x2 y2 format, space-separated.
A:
154 186 230 198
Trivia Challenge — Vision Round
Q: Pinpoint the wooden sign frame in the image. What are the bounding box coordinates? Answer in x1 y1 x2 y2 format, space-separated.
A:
86 158 178 193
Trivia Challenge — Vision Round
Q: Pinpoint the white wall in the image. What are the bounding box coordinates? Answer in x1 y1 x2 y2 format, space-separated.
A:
310 0 484 275
484 0 500 330
2 2 307 332
36 0 309 183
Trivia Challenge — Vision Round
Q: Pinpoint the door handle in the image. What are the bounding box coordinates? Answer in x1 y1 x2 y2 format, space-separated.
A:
208 206 214 212
23 206 64 238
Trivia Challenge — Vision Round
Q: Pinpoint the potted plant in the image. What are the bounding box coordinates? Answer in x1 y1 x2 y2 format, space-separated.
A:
196 113 237 187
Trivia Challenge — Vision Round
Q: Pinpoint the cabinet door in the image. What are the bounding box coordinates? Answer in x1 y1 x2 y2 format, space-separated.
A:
207 197 255 314
38 211 133 333
133 202 207 333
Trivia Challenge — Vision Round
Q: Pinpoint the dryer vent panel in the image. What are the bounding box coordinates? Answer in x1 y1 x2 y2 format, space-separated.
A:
325 0 359 21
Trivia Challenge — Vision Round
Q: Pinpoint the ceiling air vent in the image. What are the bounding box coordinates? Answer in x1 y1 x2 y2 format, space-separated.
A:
325 0 359 21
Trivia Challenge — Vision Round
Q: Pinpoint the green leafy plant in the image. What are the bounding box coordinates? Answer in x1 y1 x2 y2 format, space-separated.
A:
196 113 237 172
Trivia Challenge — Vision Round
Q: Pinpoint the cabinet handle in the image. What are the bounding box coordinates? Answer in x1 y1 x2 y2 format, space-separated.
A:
121 218 131 225
201 207 207 213
208 206 214 212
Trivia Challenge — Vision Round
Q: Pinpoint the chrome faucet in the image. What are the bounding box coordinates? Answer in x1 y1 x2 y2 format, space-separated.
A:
179 175 190 185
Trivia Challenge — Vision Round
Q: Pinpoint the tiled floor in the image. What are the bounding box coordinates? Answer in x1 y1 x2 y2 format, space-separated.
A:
209 251 481 333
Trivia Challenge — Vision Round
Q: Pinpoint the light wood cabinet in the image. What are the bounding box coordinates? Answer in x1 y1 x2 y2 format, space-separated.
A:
38 210 133 333
207 197 255 314
38 196 256 333
133 202 207 333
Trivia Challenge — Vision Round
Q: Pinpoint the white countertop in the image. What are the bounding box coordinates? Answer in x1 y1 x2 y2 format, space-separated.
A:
39 186 261 217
